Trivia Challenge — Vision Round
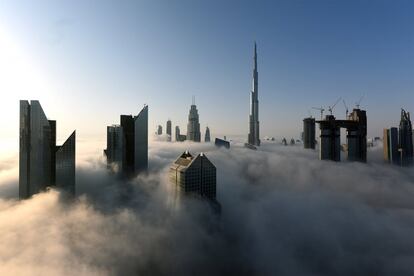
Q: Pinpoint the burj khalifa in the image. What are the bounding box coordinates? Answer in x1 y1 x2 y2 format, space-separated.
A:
248 42 260 146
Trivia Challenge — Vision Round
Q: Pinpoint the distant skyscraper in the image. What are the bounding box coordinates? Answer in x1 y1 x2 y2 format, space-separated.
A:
205 126 211 142
215 138 230 149
303 117 316 149
399 109 413 166
187 97 201 142
105 105 148 175
248 42 260 146
19 100 76 199
175 126 186 142
169 151 216 200
384 128 399 165
157 125 163 135
105 125 124 168
166 120 172 141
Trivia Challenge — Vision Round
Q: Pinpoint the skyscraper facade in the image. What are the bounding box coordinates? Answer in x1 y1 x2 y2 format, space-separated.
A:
19 100 76 199
187 99 201 142
248 43 260 146
399 109 413 166
169 151 216 200
105 105 148 175
105 125 124 168
56 131 76 196
303 117 316 149
166 120 172 141
205 126 211 142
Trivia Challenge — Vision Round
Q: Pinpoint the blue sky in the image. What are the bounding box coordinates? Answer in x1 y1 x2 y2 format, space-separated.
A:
0 0 413 148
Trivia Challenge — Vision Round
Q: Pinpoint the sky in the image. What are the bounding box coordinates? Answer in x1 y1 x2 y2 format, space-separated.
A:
0 0 413 155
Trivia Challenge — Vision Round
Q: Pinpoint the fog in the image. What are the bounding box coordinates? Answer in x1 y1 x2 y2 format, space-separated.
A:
0 140 414 275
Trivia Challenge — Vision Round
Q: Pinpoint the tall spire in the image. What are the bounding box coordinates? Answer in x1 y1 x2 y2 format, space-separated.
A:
254 41 257 72
248 42 260 146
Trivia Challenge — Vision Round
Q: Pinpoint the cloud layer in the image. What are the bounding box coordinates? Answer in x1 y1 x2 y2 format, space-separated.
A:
0 141 414 275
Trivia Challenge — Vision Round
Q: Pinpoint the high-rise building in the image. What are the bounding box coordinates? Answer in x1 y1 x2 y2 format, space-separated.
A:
105 125 124 168
157 125 163 135
248 42 260 146
56 131 76 195
303 117 316 149
215 138 230 149
346 108 367 162
105 105 148 175
169 151 216 200
175 126 186 142
166 120 172 142
19 100 76 199
205 126 211 142
399 109 413 166
187 97 201 142
384 127 399 165
318 115 341 161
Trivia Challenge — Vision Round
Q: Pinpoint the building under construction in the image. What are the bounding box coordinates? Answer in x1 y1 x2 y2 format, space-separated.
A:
316 108 367 162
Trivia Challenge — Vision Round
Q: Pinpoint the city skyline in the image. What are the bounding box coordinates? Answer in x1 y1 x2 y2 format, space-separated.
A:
1 0 414 159
1 2 414 275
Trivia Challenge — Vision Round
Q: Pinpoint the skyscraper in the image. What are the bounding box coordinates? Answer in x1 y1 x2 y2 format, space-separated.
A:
399 109 413 166
166 119 172 141
105 125 124 169
175 126 186 142
205 126 211 142
248 42 260 146
55 131 76 195
303 117 316 149
169 151 216 200
157 125 162 135
19 100 76 199
187 97 201 142
105 105 148 176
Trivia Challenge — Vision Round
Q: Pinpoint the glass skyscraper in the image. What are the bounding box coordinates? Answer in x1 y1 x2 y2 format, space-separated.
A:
19 100 76 199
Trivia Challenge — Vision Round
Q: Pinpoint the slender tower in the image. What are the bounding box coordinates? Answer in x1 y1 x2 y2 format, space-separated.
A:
248 42 260 146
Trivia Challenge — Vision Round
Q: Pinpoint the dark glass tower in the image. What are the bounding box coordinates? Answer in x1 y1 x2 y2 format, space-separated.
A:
399 109 413 166
19 100 76 199
106 105 148 176
248 42 260 146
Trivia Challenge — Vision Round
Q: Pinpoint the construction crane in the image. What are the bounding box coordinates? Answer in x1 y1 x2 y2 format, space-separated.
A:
308 110 313 118
355 95 365 109
312 106 325 120
328 97 341 115
342 99 349 118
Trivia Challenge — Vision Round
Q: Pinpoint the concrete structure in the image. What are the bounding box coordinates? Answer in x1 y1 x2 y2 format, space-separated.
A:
169 151 216 200
317 108 367 162
19 100 76 199
105 105 148 176
215 138 230 149
187 98 201 142
157 125 162 135
248 42 260 146
303 117 316 149
166 120 172 142
205 126 211 142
